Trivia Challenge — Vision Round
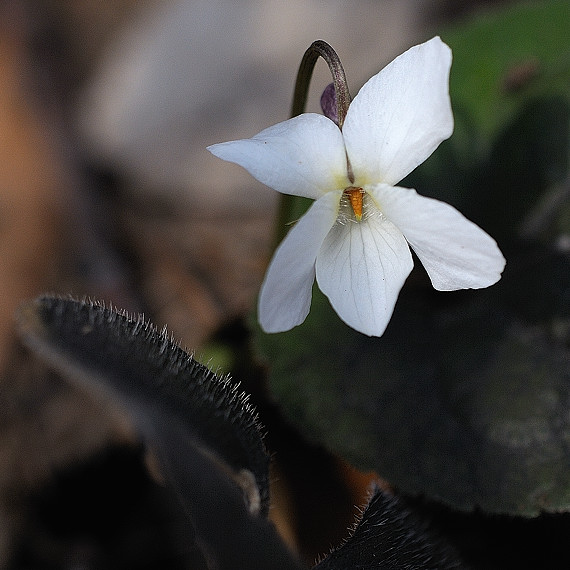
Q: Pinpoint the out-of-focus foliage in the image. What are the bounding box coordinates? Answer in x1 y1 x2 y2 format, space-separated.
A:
444 0 569 140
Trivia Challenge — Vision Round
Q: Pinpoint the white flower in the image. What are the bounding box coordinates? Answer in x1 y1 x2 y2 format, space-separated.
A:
208 37 505 336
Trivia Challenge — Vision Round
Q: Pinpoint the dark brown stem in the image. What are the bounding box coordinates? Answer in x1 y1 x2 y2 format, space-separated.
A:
274 41 351 246
290 40 351 128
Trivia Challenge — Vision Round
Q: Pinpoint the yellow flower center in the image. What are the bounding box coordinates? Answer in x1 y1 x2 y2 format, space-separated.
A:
344 186 365 221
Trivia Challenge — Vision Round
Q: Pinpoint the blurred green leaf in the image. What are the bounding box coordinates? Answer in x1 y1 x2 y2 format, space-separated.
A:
404 95 569 244
486 96 569 242
442 0 570 143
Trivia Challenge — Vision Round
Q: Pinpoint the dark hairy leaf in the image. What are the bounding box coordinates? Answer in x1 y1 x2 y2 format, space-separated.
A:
16 295 304 570
315 487 462 570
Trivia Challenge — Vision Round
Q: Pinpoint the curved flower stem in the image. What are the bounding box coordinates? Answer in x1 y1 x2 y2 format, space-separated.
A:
274 40 351 246
290 40 351 127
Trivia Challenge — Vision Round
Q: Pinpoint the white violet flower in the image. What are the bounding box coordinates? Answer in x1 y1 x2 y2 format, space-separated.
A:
208 37 505 336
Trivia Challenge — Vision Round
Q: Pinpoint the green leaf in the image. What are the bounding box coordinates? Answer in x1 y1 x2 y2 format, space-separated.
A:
255 243 570 516
405 94 569 245
486 96 569 242
441 0 570 144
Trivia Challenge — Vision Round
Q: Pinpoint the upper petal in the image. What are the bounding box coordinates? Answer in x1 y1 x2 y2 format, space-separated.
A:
258 190 342 333
208 113 349 200
369 184 506 290
315 206 413 336
343 36 454 187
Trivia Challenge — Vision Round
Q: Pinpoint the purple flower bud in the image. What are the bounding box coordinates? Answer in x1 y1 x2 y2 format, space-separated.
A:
320 82 338 125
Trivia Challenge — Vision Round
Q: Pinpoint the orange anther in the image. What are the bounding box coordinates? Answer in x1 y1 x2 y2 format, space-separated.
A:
345 187 364 221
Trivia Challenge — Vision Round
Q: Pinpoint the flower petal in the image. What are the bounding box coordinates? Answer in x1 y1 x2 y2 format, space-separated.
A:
369 184 506 290
343 36 453 187
315 208 413 336
208 114 349 199
258 191 342 333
